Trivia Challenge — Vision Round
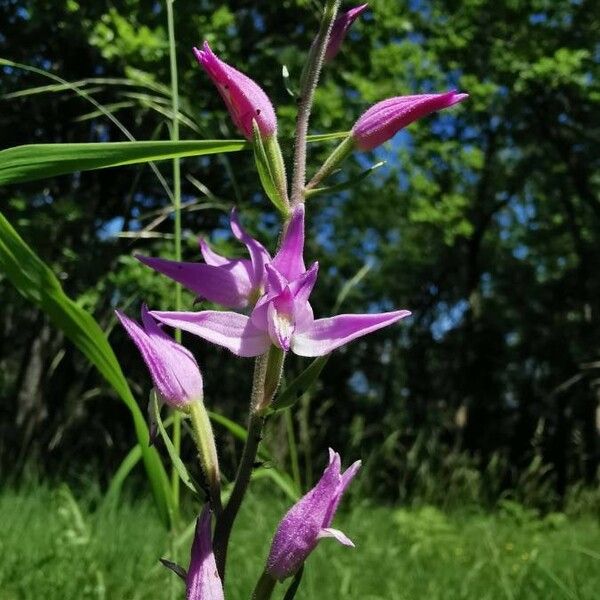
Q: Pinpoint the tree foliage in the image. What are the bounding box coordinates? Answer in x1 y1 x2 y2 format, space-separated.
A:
1 0 598 504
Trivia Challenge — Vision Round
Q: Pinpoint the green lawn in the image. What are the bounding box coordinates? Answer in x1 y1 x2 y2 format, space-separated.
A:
1 483 599 599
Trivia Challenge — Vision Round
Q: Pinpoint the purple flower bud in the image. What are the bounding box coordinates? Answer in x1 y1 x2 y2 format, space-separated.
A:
325 4 369 62
266 450 361 580
352 91 469 150
193 41 277 140
115 305 203 409
186 507 224 600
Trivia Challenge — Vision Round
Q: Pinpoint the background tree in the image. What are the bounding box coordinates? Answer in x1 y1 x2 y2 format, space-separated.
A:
1 0 598 505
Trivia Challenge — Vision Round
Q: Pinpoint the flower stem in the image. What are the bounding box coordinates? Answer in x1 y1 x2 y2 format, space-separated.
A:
213 410 264 579
289 0 341 208
305 134 354 191
188 400 222 515
166 0 183 513
213 346 284 580
251 571 277 600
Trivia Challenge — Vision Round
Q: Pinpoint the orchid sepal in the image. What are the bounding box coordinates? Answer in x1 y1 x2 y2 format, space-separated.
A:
252 121 289 215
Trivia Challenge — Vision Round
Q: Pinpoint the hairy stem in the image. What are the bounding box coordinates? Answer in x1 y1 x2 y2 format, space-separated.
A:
213 410 264 579
289 0 341 207
213 346 284 580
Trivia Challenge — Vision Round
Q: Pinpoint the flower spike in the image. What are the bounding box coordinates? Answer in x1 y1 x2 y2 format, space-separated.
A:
265 450 361 580
194 41 277 140
115 305 203 409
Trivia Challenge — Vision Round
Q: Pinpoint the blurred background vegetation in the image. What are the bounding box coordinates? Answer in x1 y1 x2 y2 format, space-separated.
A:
1 0 599 518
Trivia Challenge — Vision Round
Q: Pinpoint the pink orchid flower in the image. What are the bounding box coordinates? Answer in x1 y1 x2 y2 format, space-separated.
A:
115 305 203 409
325 4 369 61
137 208 271 310
194 41 277 140
352 91 468 150
266 449 361 580
150 206 410 357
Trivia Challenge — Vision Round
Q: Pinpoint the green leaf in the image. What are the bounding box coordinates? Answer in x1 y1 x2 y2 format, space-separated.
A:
252 124 287 214
0 212 173 526
270 356 329 414
305 161 386 199
150 391 201 496
332 263 371 313
0 140 249 186
104 444 142 507
0 134 348 187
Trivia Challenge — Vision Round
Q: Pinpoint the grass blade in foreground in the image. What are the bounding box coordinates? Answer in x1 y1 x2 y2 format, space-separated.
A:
0 212 173 526
0 133 348 187
0 140 248 186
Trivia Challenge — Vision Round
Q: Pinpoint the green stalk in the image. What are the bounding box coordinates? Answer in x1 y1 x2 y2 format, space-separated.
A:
213 410 264 580
166 0 183 514
213 346 284 580
252 571 277 600
289 0 341 207
188 400 222 515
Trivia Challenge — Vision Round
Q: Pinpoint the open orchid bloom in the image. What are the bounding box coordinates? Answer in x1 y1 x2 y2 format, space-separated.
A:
265 449 361 581
325 4 369 62
352 91 468 150
186 507 224 600
150 206 410 357
137 209 271 310
193 41 277 140
115 305 203 409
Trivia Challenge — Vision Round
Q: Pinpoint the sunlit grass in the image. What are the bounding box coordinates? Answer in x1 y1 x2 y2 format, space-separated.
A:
1 483 599 599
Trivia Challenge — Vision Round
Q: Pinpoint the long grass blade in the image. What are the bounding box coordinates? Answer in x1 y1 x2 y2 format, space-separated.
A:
0 140 249 186
0 212 174 526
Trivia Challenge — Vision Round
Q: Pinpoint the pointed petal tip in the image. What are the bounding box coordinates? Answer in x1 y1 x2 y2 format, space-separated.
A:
350 3 369 17
447 90 469 103
327 448 342 469
135 253 154 267
318 527 355 547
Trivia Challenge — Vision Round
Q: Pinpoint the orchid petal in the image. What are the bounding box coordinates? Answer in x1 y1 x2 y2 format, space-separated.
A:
151 310 270 357
324 459 362 528
289 262 319 307
272 205 306 280
199 238 233 267
265 263 287 296
137 255 252 309
317 528 355 547
292 310 411 357
325 4 369 62
230 208 271 286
